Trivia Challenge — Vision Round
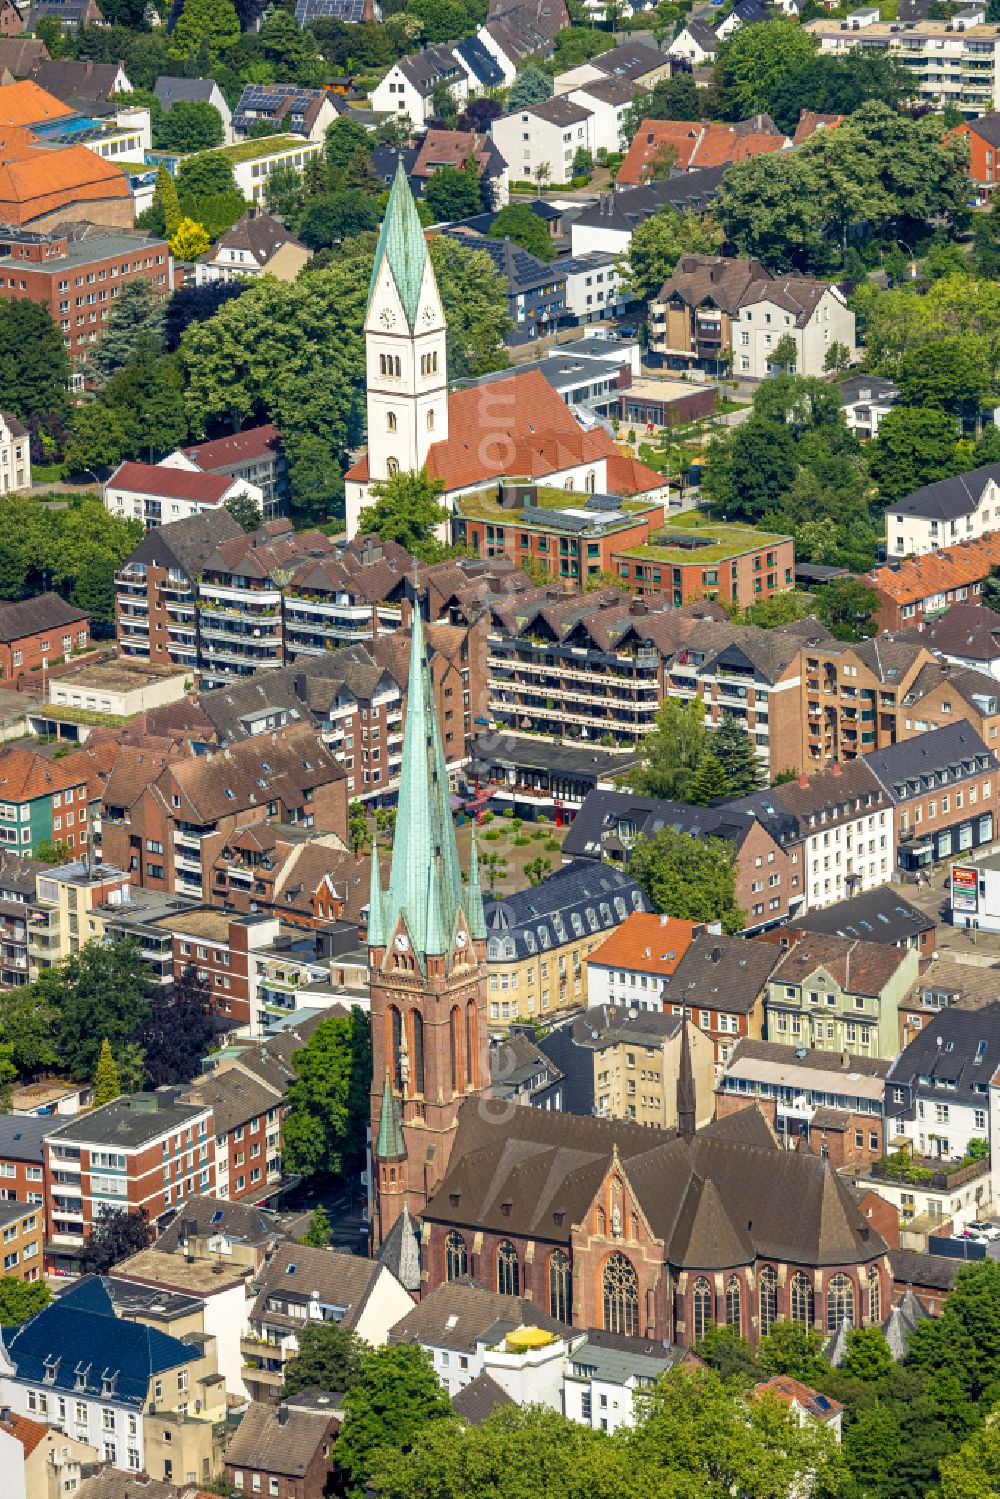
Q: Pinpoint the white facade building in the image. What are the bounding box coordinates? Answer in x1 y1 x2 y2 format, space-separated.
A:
491 97 595 186
732 285 856 380
885 465 1000 559
105 457 264 528
0 413 30 495
806 17 1000 114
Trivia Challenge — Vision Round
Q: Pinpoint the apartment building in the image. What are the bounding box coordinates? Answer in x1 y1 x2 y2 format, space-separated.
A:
208 136 324 205
224 1396 340 1499
716 1039 889 1167
183 1065 284 1204
0 749 89 859
885 1005 1000 1163
25 860 132 975
483 863 649 1025
0 593 89 681
898 659 1000 752
182 425 288 519
0 223 171 370
492 96 594 187
0 1117 51 1209
884 464 1000 559
867 533 1000 630
648 253 855 378
43 1091 216 1273
947 112 1000 200
99 728 347 903
765 933 919 1060
0 1199 42 1281
864 723 997 873
658 929 780 1065
806 16 1000 115
104 460 265 530
611 521 795 612
141 907 270 1029
798 635 936 770
585 913 700 1011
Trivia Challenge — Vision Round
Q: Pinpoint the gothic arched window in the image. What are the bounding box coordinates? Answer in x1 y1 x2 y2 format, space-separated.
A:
386 411 397 432
693 1277 712 1343
549 1251 571 1322
759 1266 778 1338
450 1007 462 1094
497 1239 519 1296
389 1006 402 1091
868 1266 880 1326
445 1231 467 1281
602 1252 638 1336
791 1273 814 1328
725 1276 741 1331
410 1010 424 1095
827 1274 854 1331
466 1001 478 1089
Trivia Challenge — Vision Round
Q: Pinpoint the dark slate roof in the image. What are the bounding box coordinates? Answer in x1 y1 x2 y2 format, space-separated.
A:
863 721 995 802
885 463 1000 522
789 887 935 946
5 1277 192 1407
390 1278 566 1352
682 18 718 49
153 76 223 108
0 1115 59 1164
376 1202 421 1293
573 167 727 233
426 1099 885 1271
889 1247 961 1292
528 96 593 127
968 114 1000 149
659 930 780 1016
46 1091 209 1150
561 788 795 864
907 602 1000 663
724 0 772 23
249 1242 385 1329
484 862 648 963
0 592 88 642
840 374 899 406
224 1399 338 1476
123 507 244 581
886 1001 1000 1106
453 35 505 86
442 229 557 293
452 1371 515 1424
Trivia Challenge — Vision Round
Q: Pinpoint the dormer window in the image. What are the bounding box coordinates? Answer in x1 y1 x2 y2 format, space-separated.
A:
101 1371 118 1397
74 1363 90 1391
43 1356 60 1385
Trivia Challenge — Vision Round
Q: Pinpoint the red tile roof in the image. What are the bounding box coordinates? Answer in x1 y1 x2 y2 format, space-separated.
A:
0 746 84 802
184 424 281 472
0 78 72 126
868 535 1000 607
0 126 130 224
108 461 236 503
0 1411 48 1457
616 119 788 186
588 913 700 976
754 1375 843 1421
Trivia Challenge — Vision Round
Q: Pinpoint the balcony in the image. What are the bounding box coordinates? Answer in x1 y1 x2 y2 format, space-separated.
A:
240 1335 290 1359
242 1363 285 1388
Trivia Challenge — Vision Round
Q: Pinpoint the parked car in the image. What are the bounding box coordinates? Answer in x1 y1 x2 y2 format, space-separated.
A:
965 1220 1000 1241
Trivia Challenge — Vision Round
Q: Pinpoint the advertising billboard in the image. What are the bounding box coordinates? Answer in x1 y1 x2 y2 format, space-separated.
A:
951 864 979 915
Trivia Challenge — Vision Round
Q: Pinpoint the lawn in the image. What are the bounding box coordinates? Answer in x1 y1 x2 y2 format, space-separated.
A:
616 511 791 566
456 814 569 900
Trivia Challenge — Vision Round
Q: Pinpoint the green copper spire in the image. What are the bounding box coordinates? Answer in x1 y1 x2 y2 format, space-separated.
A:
376 1067 406 1162
367 844 385 949
366 157 429 332
385 601 466 963
466 830 486 941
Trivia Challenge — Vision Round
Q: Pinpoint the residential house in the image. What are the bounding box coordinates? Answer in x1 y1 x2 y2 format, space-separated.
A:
369 45 470 129
23 0 107 28
585 912 701 1010
885 463 1000 559
483 862 649 1025
0 854 39 989
110 1247 255 1402
898 659 1000 753
787 885 937 961
29 57 130 100
155 1193 288 1271
564 1331 700 1432
553 40 671 95
807 18 1000 115
648 253 856 378
0 1116 52 1209
563 75 632 157
0 410 28 494
0 1276 227 1483
478 0 569 83
231 84 338 142
615 118 788 188
0 594 88 681
752 1377 844 1440
194 210 311 286
103 460 265 529
716 1038 889 1166
43 1090 216 1273
99 728 347 903
537 1008 715 1127
840 374 899 439
182 1059 285 1200
658 928 781 1065
569 167 727 258
796 634 936 772
904 602 1000 682
716 0 775 35
668 19 719 65
442 230 569 340
411 127 509 208
0 224 171 372
896 956 1000 1049
241 1243 414 1401
765 932 919 1060
23 860 134 975
562 788 806 933
225 1394 341 1499
0 748 89 857
884 1003 1000 1166
0 1199 43 1281
491 96 595 187
153 75 233 144
0 1411 97 1499
181 424 288 519
863 722 997 873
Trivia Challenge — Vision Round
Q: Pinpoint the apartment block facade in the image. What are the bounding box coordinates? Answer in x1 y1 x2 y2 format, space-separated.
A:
765 934 920 1061
806 17 1000 116
799 637 936 770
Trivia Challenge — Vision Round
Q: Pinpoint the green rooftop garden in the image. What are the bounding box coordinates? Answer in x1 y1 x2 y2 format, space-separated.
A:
202 137 321 166
615 511 791 567
457 484 655 523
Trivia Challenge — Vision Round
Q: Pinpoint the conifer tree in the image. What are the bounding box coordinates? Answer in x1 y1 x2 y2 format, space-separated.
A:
713 715 765 797
93 1039 121 1107
155 164 182 238
689 753 731 807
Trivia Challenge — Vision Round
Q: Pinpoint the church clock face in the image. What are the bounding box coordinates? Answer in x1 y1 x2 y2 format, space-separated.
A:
455 931 468 949
395 933 410 952
379 309 396 329
421 305 435 327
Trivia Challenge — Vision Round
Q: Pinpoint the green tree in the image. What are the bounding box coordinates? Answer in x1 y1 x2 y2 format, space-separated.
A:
770 333 798 374
93 1038 122 1107
712 715 764 796
897 334 995 424
325 116 374 173
714 18 818 119
572 147 594 179
348 799 371 854
841 1326 893 1383
424 161 482 223
0 985 57 1076
409 0 473 42
138 965 219 1089
936 1419 1000 1499
0 1276 51 1326
621 207 724 303
358 470 450 561
283 1320 364 1398
756 1321 826 1382
628 828 744 934
622 695 709 802
813 577 880 642
225 492 263 533
78 1204 153 1275
154 163 182 237
696 1325 759 1388
0 301 70 423
689 752 730 806
868 404 960 504
37 938 151 1087
0 1040 14 1112
981 564 1000 612
157 100 225 153
263 161 304 224
525 856 552 886
177 151 238 199
907 1259 1000 1402
428 235 513 379
508 62 552 112
33 838 71 865
169 0 240 62
282 1011 369 1177
824 341 852 374
489 202 555 262
90 278 167 386
299 1204 333 1248
335 1344 456 1499
630 70 700 126
298 191 382 250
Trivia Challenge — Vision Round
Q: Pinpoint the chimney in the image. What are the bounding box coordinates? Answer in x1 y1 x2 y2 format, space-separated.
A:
660 913 668 926
797 773 809 788
841 1050 849 1067
831 762 842 776
277 1405 289 1425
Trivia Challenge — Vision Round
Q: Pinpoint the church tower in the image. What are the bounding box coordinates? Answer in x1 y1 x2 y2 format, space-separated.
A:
367 602 489 1248
364 159 449 487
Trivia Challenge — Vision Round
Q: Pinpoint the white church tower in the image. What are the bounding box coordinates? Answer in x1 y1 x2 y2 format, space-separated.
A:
345 160 449 537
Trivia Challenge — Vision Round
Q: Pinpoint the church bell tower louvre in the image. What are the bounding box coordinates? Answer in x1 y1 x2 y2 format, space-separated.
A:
367 600 489 1248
